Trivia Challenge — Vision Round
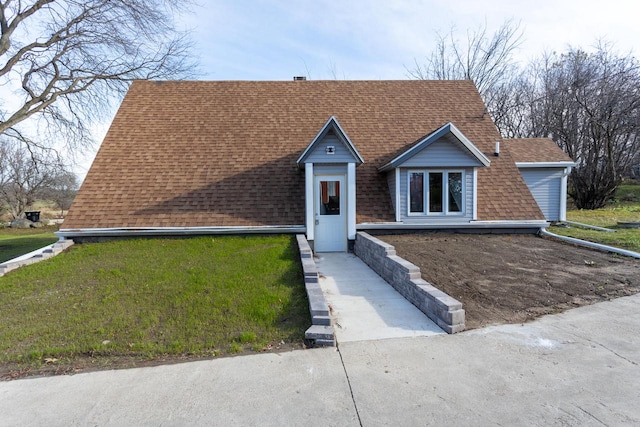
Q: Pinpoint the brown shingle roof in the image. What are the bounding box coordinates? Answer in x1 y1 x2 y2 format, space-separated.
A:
504 138 574 164
64 80 543 229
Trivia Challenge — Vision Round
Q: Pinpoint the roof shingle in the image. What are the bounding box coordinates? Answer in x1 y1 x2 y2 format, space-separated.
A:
504 138 574 164
64 80 543 229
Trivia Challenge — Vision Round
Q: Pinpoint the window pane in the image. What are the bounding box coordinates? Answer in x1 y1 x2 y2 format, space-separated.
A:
319 180 340 215
409 172 424 213
448 172 463 213
429 172 443 213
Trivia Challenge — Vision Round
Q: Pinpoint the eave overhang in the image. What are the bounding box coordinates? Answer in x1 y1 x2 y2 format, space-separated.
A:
515 161 576 168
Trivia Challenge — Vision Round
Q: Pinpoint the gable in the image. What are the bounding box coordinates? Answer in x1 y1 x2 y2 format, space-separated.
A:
301 132 356 163
398 136 486 168
297 116 364 165
378 122 490 172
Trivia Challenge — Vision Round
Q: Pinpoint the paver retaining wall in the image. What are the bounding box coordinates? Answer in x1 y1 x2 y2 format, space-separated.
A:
296 234 335 347
354 232 465 333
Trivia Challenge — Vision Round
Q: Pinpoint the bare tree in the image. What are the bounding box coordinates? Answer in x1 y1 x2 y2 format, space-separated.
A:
44 170 78 217
486 71 537 138
409 20 523 99
0 0 196 150
527 45 640 208
414 22 640 209
0 139 66 219
497 44 640 208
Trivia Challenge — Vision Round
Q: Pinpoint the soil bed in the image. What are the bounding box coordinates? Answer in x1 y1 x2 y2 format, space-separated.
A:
380 234 640 330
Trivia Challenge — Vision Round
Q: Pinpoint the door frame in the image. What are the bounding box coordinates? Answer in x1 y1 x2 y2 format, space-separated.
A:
303 162 356 252
313 174 347 252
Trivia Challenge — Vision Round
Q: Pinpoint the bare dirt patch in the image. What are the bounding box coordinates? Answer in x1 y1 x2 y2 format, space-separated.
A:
380 234 640 330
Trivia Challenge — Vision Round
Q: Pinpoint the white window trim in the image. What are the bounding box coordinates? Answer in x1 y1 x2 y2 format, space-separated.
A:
305 163 314 240
407 169 465 217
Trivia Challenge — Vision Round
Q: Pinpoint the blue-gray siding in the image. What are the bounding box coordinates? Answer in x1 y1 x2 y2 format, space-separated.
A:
400 137 485 168
398 168 474 223
519 168 563 221
304 135 359 164
314 164 347 175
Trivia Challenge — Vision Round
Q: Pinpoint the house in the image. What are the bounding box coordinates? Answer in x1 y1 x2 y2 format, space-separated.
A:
503 138 575 222
61 79 568 251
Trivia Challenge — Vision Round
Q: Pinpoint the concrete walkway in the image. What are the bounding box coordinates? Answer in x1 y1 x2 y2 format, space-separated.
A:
2 294 640 426
315 252 444 342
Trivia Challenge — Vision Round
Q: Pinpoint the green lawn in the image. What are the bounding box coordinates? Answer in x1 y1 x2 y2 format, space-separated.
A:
551 183 640 253
618 183 640 201
0 235 309 377
0 226 59 263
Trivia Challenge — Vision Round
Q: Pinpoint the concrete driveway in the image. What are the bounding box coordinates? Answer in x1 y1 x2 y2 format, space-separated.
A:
1 294 639 426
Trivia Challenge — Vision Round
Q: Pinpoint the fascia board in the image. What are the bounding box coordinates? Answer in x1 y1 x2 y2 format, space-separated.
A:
332 117 365 164
57 225 306 238
516 162 576 168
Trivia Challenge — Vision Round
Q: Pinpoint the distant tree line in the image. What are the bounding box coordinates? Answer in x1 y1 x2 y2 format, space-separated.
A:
412 22 640 209
0 140 78 220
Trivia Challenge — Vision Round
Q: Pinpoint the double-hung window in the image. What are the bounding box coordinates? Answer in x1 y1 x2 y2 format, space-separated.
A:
409 170 464 215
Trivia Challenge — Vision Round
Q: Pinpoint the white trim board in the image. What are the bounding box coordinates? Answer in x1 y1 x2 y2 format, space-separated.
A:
516 162 576 168
57 225 306 239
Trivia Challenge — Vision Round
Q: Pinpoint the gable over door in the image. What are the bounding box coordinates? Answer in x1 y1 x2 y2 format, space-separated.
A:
298 116 363 252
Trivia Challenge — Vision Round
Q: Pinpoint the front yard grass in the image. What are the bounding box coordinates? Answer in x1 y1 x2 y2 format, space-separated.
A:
551 183 640 252
0 226 59 263
0 235 310 379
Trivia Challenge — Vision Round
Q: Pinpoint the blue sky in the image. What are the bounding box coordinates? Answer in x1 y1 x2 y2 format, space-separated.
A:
182 0 640 81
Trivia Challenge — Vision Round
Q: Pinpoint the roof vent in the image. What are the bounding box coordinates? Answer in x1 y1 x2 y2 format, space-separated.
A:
494 141 500 157
293 76 307 81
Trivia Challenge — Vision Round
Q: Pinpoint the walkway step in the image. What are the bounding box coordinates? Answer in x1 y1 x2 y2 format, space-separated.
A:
313 315 332 326
305 325 334 340
305 325 335 347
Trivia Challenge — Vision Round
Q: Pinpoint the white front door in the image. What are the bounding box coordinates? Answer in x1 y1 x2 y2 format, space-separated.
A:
314 175 347 252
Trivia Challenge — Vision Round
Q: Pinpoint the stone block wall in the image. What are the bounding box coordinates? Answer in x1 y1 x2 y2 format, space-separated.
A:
296 234 335 347
354 232 465 333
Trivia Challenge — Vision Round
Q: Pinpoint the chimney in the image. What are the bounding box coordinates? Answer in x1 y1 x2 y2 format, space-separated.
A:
494 141 500 157
293 76 307 81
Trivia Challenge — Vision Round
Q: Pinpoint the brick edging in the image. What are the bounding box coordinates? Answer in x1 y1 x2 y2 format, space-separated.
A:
296 234 335 347
0 239 75 277
353 232 465 333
